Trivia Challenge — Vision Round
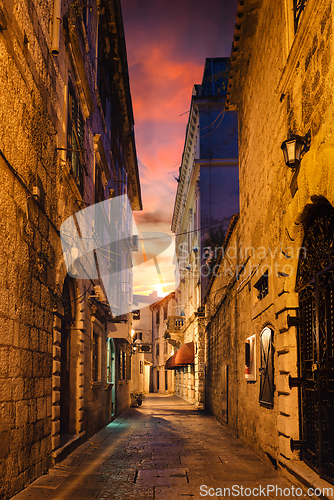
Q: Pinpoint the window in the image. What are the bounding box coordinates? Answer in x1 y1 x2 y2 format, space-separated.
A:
156 342 160 357
133 331 142 342
121 166 128 196
92 332 99 381
67 81 85 193
120 350 126 381
95 162 104 203
156 311 159 324
97 23 110 116
133 309 140 320
293 0 307 33
254 271 269 300
164 340 168 354
156 370 160 391
140 360 143 375
106 338 114 384
163 304 168 321
259 327 274 408
126 350 131 380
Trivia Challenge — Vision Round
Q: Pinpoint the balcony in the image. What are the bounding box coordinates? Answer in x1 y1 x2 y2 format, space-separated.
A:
165 316 185 347
166 316 185 334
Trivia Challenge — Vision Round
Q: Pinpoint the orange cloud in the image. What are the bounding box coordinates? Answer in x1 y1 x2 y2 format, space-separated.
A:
121 0 238 294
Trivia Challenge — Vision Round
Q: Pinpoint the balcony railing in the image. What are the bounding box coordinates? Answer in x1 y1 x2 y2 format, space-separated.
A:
166 315 185 333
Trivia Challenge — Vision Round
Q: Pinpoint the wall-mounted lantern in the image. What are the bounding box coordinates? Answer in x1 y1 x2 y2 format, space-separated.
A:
281 132 311 169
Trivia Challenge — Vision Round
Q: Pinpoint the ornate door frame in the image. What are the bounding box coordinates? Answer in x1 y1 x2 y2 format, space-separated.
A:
296 201 334 482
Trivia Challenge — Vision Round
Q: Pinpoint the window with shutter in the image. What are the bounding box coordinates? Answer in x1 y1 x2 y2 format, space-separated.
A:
259 327 274 408
67 81 85 193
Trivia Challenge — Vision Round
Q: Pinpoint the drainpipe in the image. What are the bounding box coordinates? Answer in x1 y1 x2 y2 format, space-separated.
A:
51 0 61 55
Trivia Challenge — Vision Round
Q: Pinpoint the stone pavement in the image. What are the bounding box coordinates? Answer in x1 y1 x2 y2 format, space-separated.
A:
12 395 305 500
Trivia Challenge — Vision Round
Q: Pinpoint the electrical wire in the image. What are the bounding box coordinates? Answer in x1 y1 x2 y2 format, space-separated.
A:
200 110 226 140
62 284 93 305
144 215 234 241
60 214 234 244
199 109 225 132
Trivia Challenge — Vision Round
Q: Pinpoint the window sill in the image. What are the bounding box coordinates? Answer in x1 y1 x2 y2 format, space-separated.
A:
259 401 274 409
251 294 274 320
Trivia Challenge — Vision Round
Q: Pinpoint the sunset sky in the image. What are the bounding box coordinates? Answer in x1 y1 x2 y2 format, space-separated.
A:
122 0 238 295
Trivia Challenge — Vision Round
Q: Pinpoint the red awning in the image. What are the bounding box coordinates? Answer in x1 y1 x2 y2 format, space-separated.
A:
165 354 176 369
165 342 194 370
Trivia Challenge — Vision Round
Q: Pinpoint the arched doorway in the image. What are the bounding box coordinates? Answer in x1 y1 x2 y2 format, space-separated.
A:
296 201 334 482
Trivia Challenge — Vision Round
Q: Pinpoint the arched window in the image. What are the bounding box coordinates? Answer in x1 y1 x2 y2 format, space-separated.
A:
259 327 274 408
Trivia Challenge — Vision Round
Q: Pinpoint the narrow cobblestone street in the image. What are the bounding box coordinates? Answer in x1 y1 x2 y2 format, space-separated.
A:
11 395 302 500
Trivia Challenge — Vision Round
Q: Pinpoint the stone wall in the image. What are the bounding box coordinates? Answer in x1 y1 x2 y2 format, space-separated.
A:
0 0 64 494
206 0 334 469
0 0 140 497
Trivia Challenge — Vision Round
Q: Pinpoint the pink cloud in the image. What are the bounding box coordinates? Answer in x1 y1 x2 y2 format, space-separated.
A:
122 0 237 258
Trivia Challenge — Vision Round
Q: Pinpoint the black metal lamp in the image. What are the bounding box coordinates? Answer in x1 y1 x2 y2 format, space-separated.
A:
281 132 310 169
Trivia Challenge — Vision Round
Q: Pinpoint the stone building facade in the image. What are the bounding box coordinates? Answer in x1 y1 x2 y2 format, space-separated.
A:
171 58 238 407
130 293 158 395
205 0 334 490
0 0 141 497
151 293 176 394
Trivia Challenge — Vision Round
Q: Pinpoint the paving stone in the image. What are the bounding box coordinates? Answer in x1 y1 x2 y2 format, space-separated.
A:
136 468 188 486
11 395 301 500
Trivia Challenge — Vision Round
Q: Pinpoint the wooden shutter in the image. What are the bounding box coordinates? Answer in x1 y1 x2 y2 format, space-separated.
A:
259 327 274 408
